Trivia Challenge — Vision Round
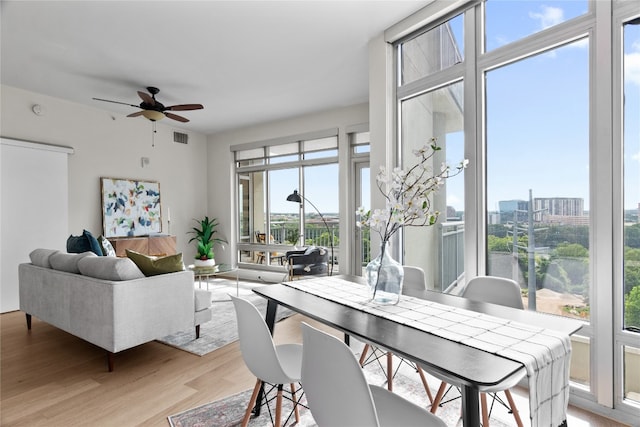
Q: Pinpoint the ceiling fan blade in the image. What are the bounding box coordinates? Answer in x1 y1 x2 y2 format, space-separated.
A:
127 111 144 118
92 98 138 108
165 112 189 122
167 104 203 111
137 91 155 106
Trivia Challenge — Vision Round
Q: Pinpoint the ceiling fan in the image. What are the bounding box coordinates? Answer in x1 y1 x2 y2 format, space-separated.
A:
93 86 203 123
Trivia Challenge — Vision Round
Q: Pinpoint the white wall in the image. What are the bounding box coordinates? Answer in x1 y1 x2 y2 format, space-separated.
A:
206 103 369 281
0 85 209 280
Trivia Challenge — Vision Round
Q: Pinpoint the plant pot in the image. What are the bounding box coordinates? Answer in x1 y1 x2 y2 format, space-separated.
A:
194 258 216 267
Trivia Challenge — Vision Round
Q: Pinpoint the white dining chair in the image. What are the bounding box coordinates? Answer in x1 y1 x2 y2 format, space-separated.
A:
300 322 447 427
427 276 526 427
230 295 303 427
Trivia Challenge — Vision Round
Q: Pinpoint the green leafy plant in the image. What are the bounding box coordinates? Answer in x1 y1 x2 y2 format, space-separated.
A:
188 216 227 260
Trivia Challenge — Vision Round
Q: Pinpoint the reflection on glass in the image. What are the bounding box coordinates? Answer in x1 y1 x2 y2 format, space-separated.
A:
400 80 465 292
400 13 463 85
623 19 640 404
359 165 371 273
486 39 589 319
569 335 590 387
238 176 250 243
623 18 640 332
624 345 640 403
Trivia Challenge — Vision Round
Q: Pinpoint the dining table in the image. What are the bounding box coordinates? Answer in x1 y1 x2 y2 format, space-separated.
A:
253 275 584 426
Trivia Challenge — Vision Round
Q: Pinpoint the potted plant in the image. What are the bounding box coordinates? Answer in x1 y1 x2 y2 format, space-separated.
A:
188 216 227 267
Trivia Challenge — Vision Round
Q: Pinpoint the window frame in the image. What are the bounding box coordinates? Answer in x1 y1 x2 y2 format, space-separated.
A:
388 0 640 421
232 129 339 271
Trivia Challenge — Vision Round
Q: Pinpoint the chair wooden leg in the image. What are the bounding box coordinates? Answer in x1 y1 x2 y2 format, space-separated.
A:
358 344 370 365
416 365 434 403
290 383 300 423
275 384 283 427
504 389 524 427
242 379 262 427
480 392 490 427
386 352 393 391
430 381 448 414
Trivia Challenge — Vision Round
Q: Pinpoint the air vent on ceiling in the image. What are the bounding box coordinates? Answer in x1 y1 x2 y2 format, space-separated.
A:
173 131 189 144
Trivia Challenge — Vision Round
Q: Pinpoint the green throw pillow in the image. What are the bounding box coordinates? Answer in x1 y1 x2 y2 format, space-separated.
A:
126 249 185 276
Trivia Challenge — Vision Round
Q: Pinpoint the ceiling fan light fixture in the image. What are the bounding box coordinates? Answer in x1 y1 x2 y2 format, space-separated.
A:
93 87 201 123
141 110 165 121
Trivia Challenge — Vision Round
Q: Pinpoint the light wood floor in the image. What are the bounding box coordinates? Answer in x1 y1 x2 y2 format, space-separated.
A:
0 309 628 427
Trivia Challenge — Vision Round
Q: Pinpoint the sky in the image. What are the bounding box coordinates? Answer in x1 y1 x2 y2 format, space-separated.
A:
271 1 639 215
444 0 639 212
270 163 339 215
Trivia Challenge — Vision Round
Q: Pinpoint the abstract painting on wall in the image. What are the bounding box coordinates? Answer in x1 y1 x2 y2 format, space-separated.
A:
100 177 162 238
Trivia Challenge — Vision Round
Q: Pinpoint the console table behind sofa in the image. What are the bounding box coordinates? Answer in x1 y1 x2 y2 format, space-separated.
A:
108 235 176 257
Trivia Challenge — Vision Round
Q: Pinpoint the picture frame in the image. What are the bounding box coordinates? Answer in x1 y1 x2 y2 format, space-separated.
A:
100 177 162 238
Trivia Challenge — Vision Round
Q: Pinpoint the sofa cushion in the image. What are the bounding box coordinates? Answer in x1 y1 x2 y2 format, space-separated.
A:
67 230 103 256
29 248 59 268
77 256 145 281
98 235 116 257
126 250 185 276
49 251 97 273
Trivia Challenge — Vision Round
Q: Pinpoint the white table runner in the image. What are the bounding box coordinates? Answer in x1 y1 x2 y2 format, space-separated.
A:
284 277 572 427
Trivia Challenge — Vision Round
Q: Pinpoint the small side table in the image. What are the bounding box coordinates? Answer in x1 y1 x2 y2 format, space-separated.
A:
188 264 239 296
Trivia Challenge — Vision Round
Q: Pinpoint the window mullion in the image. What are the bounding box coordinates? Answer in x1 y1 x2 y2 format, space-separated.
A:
592 0 614 408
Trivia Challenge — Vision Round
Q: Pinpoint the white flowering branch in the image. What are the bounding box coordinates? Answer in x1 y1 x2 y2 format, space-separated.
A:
356 137 468 246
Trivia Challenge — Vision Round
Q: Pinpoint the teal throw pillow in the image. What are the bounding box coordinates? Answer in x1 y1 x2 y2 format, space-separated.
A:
67 230 103 256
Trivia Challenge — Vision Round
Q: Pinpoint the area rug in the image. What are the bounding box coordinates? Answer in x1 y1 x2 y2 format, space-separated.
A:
167 356 516 427
156 279 294 356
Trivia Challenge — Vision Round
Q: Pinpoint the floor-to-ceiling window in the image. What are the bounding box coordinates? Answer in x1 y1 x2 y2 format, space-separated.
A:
398 13 466 292
350 129 370 275
393 0 639 421
233 130 339 273
620 11 640 408
485 29 592 388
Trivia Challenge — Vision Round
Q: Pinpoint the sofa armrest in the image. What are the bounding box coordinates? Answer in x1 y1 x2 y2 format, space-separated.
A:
110 271 195 352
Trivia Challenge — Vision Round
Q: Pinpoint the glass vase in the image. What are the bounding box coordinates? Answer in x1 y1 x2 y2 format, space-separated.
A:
366 241 404 305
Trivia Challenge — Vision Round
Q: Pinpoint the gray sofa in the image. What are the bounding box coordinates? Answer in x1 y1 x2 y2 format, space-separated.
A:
19 249 212 371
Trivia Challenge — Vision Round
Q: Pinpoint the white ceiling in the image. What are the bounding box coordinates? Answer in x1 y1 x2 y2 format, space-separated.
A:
1 1 428 135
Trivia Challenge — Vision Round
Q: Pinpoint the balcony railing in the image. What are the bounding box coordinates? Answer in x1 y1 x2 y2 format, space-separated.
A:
244 219 465 289
440 221 465 292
